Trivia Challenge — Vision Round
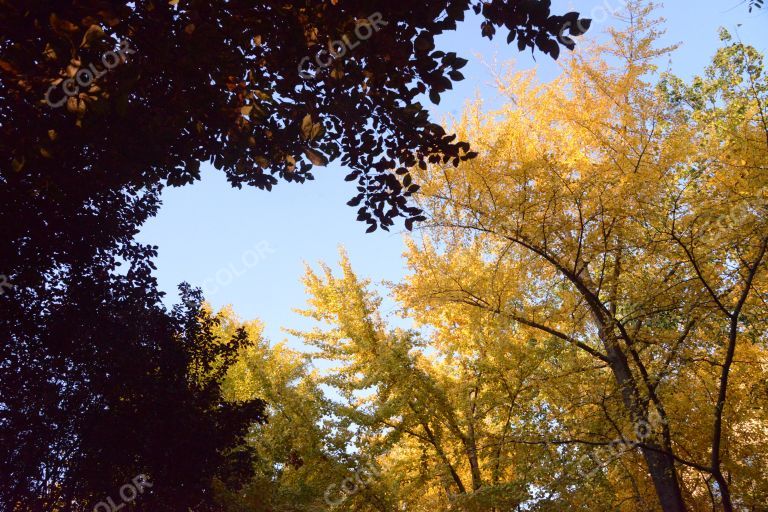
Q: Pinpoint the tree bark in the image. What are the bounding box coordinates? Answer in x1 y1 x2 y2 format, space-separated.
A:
641 444 687 512
600 326 687 512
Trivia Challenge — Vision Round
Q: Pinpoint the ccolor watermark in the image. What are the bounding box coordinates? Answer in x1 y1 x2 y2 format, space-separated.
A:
573 410 667 479
45 40 136 109
92 474 152 512
557 0 629 46
323 460 382 507
298 12 388 79
703 193 768 236
200 240 275 296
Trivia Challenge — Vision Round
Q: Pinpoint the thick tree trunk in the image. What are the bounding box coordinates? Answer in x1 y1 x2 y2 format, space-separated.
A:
599 326 687 512
713 471 734 512
465 399 483 491
641 444 687 512
465 442 483 491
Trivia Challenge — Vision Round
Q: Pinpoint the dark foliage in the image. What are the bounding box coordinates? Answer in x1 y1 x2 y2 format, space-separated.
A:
0 0 589 247
0 269 266 511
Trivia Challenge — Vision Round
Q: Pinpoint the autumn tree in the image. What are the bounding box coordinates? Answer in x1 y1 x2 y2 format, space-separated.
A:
121 5 767 507
290 251 564 511
398 2 768 510
213 306 356 511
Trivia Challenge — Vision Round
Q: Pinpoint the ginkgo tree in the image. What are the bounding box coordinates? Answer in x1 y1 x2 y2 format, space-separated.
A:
400 1 768 511
289 251 560 511
203 305 357 511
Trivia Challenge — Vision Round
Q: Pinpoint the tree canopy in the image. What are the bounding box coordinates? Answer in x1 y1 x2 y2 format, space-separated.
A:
0 2 591 509
3 1 766 511
218 4 768 510
1 275 268 511
0 0 591 283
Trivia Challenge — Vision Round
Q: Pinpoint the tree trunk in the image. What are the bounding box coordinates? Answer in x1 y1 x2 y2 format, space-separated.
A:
599 326 687 512
465 393 483 491
641 443 687 512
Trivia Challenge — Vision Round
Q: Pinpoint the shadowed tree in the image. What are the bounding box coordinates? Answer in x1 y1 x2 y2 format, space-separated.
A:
0 274 267 511
0 0 591 283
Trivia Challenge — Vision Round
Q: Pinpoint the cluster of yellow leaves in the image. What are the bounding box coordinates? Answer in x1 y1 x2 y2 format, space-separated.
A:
397 2 768 510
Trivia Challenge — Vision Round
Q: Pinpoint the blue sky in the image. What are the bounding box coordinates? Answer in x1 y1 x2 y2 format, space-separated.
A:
137 1 767 348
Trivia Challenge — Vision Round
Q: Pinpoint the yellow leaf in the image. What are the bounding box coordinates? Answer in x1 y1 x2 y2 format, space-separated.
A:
80 24 106 48
303 147 328 166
